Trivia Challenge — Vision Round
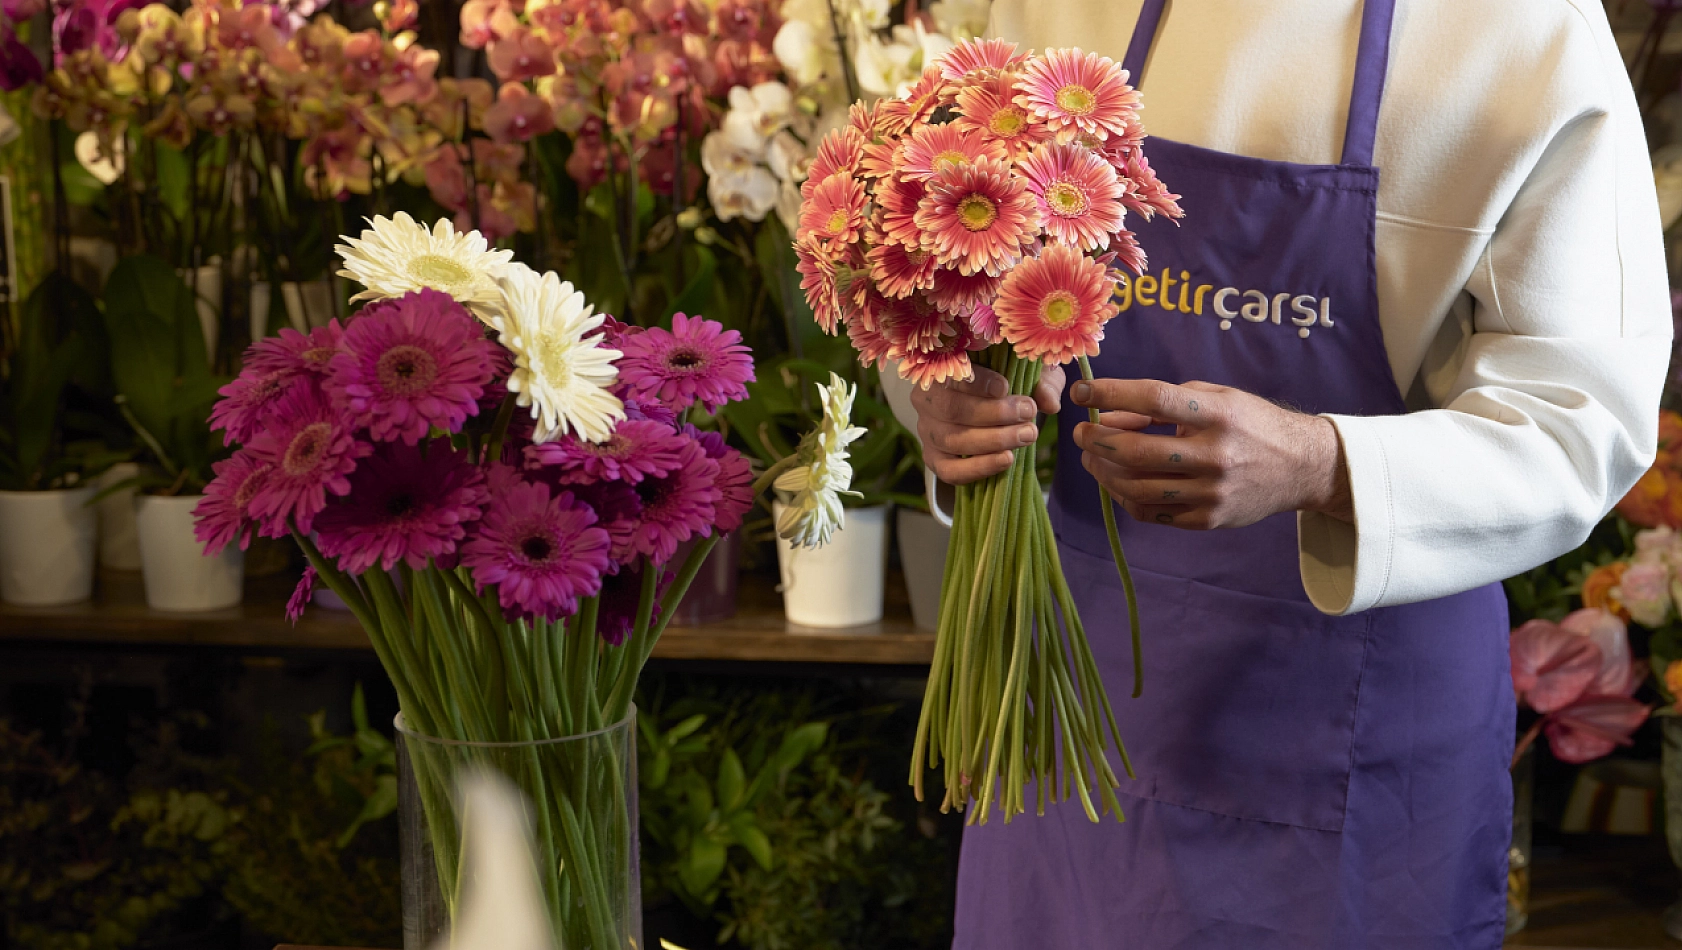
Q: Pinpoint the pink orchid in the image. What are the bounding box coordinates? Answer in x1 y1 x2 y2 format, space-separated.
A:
217 4 272 51
339 30 388 94
487 26 554 83
459 0 518 49
424 147 470 213
381 43 439 106
484 82 554 142
473 138 525 182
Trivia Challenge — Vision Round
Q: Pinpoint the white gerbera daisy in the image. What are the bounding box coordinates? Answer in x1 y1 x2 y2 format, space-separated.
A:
491 263 626 444
336 212 515 322
775 373 866 548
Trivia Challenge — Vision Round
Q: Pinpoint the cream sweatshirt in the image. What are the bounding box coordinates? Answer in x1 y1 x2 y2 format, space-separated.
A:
884 0 1673 615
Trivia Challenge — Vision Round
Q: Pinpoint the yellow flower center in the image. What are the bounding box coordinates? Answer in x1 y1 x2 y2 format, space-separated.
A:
1056 84 1096 116
534 338 574 388
989 107 1025 137
1040 291 1078 327
958 194 998 232
1045 181 1088 216
825 208 850 234
407 254 474 290
934 148 970 171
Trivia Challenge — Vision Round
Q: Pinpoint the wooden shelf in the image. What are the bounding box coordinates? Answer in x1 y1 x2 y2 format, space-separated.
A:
0 569 935 665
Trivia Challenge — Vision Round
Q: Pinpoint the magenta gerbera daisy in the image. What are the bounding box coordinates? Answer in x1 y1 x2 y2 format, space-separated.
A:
875 173 927 252
595 560 671 646
1015 48 1140 144
621 395 679 427
867 238 939 299
312 440 489 574
927 266 1003 315
995 244 1117 364
194 448 274 554
565 479 642 565
937 38 1027 83
1019 142 1126 251
243 383 371 535
243 320 345 378
806 127 866 184
897 124 1007 183
327 289 498 444
462 478 612 621
524 419 688 486
210 369 306 443
914 157 1040 277
616 313 755 413
286 566 316 624
956 75 1052 158
624 436 721 564
796 173 867 251
687 426 754 533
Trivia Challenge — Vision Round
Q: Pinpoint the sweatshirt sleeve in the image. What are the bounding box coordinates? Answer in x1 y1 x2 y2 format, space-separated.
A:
1298 10 1672 615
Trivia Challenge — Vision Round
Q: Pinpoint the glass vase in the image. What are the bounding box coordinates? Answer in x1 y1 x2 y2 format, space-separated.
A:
1506 743 1534 936
668 530 741 626
396 709 642 950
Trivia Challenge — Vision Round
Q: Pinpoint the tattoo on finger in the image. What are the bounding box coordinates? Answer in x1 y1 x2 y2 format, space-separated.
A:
1169 453 1182 464
1188 400 1200 412
1162 490 1179 499
1155 512 1173 524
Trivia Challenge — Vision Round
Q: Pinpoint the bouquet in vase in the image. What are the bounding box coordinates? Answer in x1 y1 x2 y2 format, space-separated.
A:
795 39 1182 823
195 212 859 948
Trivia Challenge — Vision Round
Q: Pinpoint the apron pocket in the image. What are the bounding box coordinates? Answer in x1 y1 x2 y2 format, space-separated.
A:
1060 541 1372 833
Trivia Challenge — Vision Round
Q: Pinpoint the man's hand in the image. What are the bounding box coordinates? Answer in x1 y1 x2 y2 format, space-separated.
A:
914 364 1066 485
1071 378 1354 529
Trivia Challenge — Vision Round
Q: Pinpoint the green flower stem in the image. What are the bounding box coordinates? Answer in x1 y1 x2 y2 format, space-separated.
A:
604 535 718 723
751 453 800 496
1076 355 1144 699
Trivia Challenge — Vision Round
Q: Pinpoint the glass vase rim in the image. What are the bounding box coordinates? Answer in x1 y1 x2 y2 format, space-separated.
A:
394 705 636 747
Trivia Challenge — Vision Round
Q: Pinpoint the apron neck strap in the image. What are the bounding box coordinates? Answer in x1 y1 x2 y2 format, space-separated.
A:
1119 0 1397 167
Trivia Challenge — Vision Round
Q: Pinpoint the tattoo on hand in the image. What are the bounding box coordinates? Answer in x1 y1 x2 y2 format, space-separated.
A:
1162 490 1179 499
1169 453 1182 464
1097 439 1115 451
1155 512 1174 524
1188 400 1200 412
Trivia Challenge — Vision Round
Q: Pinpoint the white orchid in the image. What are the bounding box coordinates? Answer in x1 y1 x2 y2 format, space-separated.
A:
773 18 833 86
929 0 991 40
727 82 797 141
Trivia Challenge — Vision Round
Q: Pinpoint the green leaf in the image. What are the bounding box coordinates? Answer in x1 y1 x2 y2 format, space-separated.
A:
666 713 707 744
664 245 717 322
715 747 746 811
733 819 774 872
102 255 217 479
4 274 95 487
679 834 728 898
153 142 191 224
334 773 398 849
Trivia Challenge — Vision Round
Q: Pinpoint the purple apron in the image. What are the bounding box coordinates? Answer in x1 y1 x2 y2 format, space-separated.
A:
952 2 1515 947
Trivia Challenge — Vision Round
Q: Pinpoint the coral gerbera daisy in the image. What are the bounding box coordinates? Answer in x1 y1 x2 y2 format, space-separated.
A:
1115 148 1184 222
242 383 372 536
875 173 927 251
927 266 1003 315
806 127 866 184
312 440 489 574
847 301 896 368
914 157 1039 277
995 244 1117 364
624 437 722 564
877 293 956 358
194 448 274 554
969 303 1001 343
463 477 612 621
525 419 688 486
243 320 345 378
937 37 1027 83
1015 48 1140 144
336 212 515 322
796 238 849 335
875 67 952 138
616 313 755 413
858 139 900 180
895 123 1007 183
327 289 499 444
956 74 1052 158
490 264 626 444
796 173 867 251
1018 142 1126 251
898 323 981 389
867 238 939 299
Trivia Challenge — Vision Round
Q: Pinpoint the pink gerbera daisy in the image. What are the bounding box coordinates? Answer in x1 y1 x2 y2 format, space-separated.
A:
956 75 1052 158
313 440 489 574
937 37 1027 83
688 426 754 533
847 303 896 369
867 238 938 299
796 173 867 251
524 419 688 486
1115 149 1184 222
969 303 1001 343
285 566 317 624
914 157 1039 277
875 68 952 137
624 437 721 564
896 123 1008 183
806 127 866 184
462 478 612 621
327 289 498 444
616 313 755 413
927 266 1003 315
194 448 274 554
1015 48 1139 144
875 173 927 251
244 320 345 378
898 322 981 389
211 369 306 444
877 294 955 358
995 244 1117 364
1019 142 1126 251
858 139 900 180
243 383 371 535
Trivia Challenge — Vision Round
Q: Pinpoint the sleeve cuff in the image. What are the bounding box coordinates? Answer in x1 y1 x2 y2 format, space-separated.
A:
1298 414 1395 616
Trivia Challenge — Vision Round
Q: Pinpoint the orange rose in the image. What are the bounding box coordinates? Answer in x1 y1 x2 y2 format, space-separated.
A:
1582 561 1631 621
1659 410 1682 470
1617 468 1681 529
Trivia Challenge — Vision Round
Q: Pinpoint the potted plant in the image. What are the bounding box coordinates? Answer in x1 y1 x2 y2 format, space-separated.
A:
98 255 237 611
0 272 126 605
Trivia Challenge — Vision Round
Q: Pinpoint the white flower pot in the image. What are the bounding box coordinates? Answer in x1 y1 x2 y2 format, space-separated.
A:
897 507 950 631
0 486 97 605
282 279 340 331
181 262 221 360
773 502 888 628
249 280 272 341
95 462 143 571
135 494 243 611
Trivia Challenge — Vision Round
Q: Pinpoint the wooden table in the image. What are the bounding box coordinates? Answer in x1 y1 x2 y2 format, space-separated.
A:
1506 835 1682 949
0 569 936 666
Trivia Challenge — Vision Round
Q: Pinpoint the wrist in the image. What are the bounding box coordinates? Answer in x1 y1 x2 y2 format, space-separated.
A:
1298 415 1354 522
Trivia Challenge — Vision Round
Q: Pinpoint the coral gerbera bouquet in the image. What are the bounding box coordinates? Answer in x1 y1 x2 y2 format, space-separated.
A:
195 212 857 947
795 40 1182 824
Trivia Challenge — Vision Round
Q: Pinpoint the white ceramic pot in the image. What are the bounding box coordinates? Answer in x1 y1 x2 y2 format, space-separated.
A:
95 462 143 571
181 262 221 360
896 507 950 631
135 494 243 611
282 279 340 331
249 280 272 342
773 502 888 628
0 486 97 605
